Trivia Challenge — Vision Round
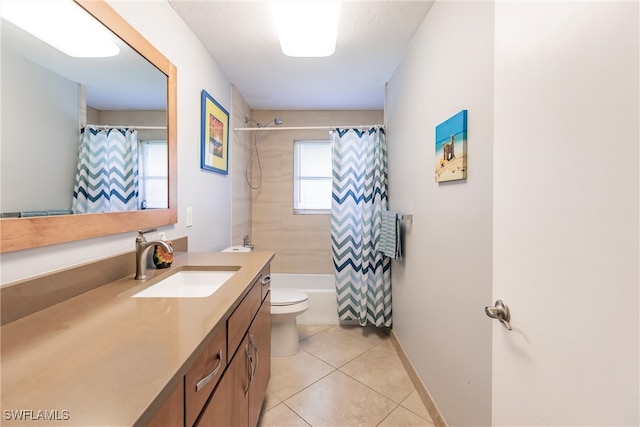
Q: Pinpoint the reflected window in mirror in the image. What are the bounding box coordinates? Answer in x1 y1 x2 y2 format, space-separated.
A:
139 140 168 210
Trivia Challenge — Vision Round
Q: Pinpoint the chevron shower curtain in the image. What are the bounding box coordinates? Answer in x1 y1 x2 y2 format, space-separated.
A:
72 127 139 214
331 127 392 327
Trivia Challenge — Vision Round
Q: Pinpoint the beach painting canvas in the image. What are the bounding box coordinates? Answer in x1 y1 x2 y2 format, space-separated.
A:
435 110 467 182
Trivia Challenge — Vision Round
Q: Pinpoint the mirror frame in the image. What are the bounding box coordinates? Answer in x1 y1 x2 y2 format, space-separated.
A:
0 0 177 253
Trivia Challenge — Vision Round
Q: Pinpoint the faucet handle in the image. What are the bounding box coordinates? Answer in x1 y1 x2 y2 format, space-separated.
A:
136 228 157 242
137 227 157 236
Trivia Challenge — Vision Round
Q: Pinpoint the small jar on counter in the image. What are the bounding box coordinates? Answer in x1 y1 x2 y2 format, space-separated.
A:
153 232 173 268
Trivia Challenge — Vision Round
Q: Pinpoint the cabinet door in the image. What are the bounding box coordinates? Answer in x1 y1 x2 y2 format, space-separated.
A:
196 337 251 427
146 380 184 427
248 292 271 427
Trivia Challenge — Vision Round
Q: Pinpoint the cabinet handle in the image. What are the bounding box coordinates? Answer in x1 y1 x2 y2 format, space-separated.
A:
195 350 223 392
244 345 253 396
261 275 271 286
249 334 258 377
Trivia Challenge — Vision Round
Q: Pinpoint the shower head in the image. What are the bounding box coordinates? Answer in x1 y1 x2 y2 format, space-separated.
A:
244 116 283 128
265 117 283 127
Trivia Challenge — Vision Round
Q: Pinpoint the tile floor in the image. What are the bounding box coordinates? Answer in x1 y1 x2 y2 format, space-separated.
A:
258 325 435 427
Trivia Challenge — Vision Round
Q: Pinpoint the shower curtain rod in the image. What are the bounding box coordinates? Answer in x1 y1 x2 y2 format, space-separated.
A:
84 124 167 130
234 124 383 132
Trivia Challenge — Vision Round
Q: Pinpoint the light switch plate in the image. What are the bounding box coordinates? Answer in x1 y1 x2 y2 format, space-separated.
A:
186 207 193 227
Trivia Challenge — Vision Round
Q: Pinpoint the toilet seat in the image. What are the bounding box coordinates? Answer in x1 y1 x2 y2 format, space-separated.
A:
271 289 308 306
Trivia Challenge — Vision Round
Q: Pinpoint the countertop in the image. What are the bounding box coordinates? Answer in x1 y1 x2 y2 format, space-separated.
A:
0 250 274 426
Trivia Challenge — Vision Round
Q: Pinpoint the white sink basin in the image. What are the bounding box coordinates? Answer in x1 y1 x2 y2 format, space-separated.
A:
132 270 236 298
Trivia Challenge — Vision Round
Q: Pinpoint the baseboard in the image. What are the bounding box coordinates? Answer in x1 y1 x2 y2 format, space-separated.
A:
390 330 448 427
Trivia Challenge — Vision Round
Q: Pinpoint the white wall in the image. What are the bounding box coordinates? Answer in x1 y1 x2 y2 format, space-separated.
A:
385 2 494 426
0 1 233 284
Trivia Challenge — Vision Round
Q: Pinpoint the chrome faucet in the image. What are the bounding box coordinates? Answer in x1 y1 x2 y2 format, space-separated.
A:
243 235 254 249
135 228 173 280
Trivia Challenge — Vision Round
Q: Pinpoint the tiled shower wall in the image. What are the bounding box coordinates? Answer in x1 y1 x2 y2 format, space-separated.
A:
92 109 166 141
231 85 253 246
249 110 384 273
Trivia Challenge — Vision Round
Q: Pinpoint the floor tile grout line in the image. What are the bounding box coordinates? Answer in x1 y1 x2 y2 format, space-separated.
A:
298 325 333 343
268 350 338 403
279 400 313 426
267 347 391 425
282 379 402 427
395 393 436 424
374 403 436 427
265 325 432 426
273 351 400 426
336 365 433 424
334 368 433 424
337 365 414 406
279 365 336 400
298 327 424 403
300 342 372 370
375 404 401 427
334 343 433 422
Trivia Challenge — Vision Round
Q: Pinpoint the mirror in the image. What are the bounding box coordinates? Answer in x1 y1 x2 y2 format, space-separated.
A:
0 0 177 253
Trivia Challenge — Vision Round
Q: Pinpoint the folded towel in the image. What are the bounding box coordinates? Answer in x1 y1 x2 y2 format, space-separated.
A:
380 210 401 259
47 210 73 216
1 212 21 218
20 210 48 217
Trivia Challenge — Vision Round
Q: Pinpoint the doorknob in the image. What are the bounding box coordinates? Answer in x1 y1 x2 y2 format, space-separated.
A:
485 299 512 330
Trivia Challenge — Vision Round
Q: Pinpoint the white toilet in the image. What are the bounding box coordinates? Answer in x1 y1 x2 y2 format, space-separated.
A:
270 288 309 357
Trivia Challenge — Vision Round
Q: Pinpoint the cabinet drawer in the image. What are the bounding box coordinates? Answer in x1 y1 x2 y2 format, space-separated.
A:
185 326 227 427
259 265 271 302
227 280 261 357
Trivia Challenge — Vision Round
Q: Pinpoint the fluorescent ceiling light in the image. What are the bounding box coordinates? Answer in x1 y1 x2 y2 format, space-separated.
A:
271 1 341 57
1 0 119 58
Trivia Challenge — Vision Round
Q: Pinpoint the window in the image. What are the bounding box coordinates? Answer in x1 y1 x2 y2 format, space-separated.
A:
138 140 168 209
293 140 332 214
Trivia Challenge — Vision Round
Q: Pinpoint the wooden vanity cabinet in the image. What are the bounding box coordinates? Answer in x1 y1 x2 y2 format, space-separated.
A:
194 265 271 427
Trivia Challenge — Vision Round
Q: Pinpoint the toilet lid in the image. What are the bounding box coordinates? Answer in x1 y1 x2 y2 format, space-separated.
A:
271 289 308 306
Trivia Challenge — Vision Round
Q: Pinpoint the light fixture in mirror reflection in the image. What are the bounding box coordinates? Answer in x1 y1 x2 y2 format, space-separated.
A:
0 0 177 253
1 0 120 58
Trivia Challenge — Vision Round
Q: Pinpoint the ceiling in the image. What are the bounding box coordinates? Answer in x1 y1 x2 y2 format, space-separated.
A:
169 1 434 111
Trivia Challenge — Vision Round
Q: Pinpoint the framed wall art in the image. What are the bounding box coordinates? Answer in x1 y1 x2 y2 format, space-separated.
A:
201 90 229 174
435 109 467 183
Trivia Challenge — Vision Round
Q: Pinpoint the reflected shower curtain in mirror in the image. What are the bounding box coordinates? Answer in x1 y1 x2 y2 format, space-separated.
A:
72 127 139 214
331 127 392 327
